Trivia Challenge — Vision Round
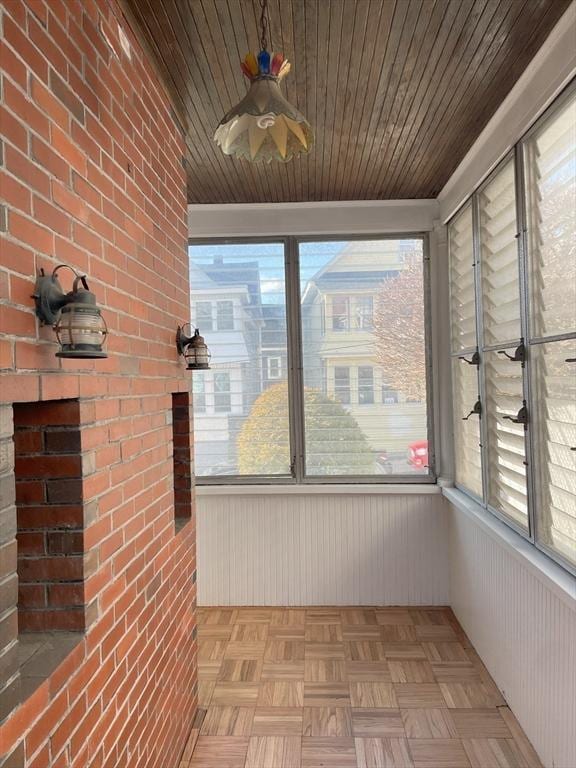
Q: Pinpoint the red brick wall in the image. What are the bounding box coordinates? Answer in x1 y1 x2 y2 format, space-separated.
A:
0 0 197 765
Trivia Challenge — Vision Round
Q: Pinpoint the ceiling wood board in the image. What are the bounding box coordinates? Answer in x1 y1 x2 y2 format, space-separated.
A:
122 0 570 204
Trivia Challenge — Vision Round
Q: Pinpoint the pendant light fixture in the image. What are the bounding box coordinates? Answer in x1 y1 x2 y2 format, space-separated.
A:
214 0 313 163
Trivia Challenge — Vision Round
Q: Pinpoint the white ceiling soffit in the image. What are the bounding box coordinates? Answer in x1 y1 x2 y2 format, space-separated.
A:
188 199 440 239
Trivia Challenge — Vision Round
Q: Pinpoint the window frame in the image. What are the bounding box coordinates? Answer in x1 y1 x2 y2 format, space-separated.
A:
447 80 576 576
189 233 435 487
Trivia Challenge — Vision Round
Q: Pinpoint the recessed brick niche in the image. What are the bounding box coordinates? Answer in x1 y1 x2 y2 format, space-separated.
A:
172 392 194 527
13 400 92 632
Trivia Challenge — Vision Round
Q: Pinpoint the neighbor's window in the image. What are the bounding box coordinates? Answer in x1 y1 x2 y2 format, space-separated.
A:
214 372 232 413
195 300 213 331
333 366 351 404
216 300 235 331
189 237 432 482
355 296 374 330
447 84 576 573
193 375 206 413
332 296 349 331
358 367 374 405
266 356 282 380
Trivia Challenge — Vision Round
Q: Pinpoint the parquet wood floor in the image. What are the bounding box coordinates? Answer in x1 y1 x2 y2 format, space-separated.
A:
180 607 542 768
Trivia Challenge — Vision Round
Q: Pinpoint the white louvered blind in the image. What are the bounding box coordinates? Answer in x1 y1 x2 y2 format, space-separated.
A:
448 204 476 353
452 358 483 498
525 92 576 338
479 160 521 345
532 341 576 567
484 351 528 530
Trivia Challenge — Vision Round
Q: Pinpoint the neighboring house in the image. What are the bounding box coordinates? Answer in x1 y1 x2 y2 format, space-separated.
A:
300 240 427 455
190 259 263 474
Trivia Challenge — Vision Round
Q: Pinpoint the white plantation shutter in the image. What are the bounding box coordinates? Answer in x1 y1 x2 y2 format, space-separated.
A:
452 359 482 498
479 160 521 345
448 205 483 498
484 351 528 530
531 341 576 567
447 88 576 573
525 92 576 338
448 204 477 353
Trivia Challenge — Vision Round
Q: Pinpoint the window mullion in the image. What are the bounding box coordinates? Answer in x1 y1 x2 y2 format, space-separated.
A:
285 236 306 482
472 192 489 505
515 142 538 544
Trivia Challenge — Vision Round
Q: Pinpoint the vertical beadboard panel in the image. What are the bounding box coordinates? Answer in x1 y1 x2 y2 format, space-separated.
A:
197 493 449 606
449 506 576 768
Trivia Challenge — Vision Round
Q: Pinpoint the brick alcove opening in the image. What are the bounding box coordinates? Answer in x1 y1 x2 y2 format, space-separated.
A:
10 399 88 711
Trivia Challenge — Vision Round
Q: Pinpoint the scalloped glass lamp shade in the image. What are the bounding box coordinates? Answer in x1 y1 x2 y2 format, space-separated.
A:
214 50 313 163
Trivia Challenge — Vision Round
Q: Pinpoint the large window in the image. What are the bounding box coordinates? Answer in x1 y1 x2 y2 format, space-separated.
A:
189 237 432 483
448 85 576 573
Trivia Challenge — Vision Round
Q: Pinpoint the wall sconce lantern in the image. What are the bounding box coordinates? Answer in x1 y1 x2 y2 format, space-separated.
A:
176 325 211 370
33 264 108 359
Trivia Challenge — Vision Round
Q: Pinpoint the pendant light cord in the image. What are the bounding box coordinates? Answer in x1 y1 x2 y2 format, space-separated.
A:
259 0 272 51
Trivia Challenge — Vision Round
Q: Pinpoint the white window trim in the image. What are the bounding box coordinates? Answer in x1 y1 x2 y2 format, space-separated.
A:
197 483 441 496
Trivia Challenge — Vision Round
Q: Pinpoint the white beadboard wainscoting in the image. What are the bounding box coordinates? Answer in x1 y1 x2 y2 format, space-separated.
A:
446 490 576 768
196 487 449 606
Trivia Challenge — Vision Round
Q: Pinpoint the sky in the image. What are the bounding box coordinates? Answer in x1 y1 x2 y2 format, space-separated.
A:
188 239 421 305
189 241 348 304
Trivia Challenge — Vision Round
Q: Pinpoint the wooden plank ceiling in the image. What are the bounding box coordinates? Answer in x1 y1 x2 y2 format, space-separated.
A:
122 0 569 204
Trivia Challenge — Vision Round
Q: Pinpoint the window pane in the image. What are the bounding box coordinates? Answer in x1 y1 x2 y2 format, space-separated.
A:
195 301 213 331
334 366 351 404
332 296 349 330
193 375 206 413
216 300 234 331
214 372 231 413
449 204 477 352
266 356 281 380
358 366 374 405
299 239 429 477
479 160 521 345
531 339 576 567
451 358 483 498
355 296 374 330
525 92 576 338
189 242 290 477
484 351 528 529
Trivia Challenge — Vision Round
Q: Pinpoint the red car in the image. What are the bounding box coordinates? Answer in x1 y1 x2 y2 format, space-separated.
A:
408 440 428 470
